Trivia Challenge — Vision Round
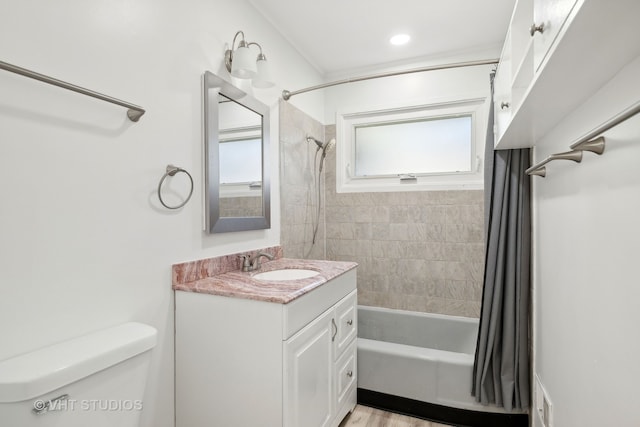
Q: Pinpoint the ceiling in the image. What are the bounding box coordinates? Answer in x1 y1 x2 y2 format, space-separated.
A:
248 0 516 76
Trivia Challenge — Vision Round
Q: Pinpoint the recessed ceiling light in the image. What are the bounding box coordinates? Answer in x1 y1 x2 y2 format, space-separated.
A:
390 34 411 46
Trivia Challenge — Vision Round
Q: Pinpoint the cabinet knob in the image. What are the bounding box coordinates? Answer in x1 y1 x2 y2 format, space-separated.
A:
347 371 353 378
347 319 353 326
530 23 545 37
501 102 510 110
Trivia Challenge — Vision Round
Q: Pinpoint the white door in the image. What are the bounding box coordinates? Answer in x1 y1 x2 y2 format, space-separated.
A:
284 308 334 427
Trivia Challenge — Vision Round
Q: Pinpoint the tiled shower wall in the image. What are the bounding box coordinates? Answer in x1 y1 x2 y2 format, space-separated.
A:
279 100 326 260
280 106 485 318
219 196 262 217
323 126 484 318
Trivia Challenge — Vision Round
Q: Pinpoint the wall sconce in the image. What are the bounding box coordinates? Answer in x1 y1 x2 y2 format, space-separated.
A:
224 31 275 88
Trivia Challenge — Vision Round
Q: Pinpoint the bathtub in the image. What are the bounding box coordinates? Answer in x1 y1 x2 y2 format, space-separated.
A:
357 305 512 416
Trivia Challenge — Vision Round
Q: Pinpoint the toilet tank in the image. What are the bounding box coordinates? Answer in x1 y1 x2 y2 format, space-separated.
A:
0 322 157 427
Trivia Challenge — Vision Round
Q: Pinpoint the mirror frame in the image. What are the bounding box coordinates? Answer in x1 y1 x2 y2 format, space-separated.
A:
203 71 271 233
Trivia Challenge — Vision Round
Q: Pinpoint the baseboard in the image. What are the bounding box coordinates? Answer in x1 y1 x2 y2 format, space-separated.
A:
357 388 529 427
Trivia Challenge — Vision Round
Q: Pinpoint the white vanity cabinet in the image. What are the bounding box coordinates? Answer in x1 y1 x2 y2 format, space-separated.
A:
284 289 357 427
175 268 357 427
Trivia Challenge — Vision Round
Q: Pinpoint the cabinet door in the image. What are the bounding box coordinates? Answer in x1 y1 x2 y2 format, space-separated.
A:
284 308 334 427
493 62 512 145
334 290 357 358
532 0 579 70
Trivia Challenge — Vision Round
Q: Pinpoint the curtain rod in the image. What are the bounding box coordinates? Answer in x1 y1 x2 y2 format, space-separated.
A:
282 58 499 101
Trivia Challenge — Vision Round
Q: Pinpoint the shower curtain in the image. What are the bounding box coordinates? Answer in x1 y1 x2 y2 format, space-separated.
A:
472 73 531 411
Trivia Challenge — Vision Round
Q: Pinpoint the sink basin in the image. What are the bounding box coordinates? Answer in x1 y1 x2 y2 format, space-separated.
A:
253 268 320 281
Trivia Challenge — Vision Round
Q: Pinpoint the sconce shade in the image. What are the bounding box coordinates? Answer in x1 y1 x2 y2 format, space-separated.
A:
226 31 274 87
230 44 257 79
252 55 275 88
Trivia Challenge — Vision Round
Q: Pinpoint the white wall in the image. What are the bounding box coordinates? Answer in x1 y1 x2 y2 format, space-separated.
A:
0 1 322 426
532 55 640 427
323 47 501 125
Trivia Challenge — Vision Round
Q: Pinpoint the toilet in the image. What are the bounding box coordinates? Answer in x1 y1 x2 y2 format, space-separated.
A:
0 322 157 426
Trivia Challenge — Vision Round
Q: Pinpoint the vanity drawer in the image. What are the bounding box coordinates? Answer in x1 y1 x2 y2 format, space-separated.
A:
334 290 357 358
282 269 356 340
335 340 357 409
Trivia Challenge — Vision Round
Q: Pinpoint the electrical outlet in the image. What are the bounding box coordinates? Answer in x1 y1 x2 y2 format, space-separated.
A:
535 374 553 427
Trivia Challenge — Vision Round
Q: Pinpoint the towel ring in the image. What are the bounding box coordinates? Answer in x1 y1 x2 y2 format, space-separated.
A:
157 165 193 209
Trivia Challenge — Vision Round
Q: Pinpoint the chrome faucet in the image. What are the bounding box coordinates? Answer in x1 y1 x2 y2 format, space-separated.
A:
239 252 275 272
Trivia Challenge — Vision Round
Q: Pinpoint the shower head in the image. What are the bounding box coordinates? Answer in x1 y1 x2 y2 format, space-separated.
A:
307 136 336 152
318 138 335 174
324 138 336 153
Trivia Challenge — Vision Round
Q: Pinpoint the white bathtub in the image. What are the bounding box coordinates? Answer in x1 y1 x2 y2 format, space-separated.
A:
357 305 508 414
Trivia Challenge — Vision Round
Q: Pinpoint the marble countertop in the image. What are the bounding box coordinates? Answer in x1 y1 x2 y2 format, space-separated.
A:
172 258 357 304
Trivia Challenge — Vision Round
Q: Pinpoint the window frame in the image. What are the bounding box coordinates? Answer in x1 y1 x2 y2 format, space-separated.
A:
336 97 487 193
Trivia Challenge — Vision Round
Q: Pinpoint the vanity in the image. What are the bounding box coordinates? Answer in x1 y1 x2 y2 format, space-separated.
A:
173 250 357 427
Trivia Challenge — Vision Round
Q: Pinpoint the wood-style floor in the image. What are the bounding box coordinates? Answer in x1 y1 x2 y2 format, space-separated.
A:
339 405 452 427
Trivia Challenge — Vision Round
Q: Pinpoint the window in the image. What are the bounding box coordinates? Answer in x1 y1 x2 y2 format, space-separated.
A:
218 122 263 197
219 138 261 184
354 115 473 176
336 98 486 192
216 92 264 197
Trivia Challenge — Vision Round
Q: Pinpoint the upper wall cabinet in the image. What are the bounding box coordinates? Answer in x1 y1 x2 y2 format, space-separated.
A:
494 0 640 149
532 0 578 71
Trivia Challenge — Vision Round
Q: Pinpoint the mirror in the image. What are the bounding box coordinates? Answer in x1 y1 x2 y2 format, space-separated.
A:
203 71 270 233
